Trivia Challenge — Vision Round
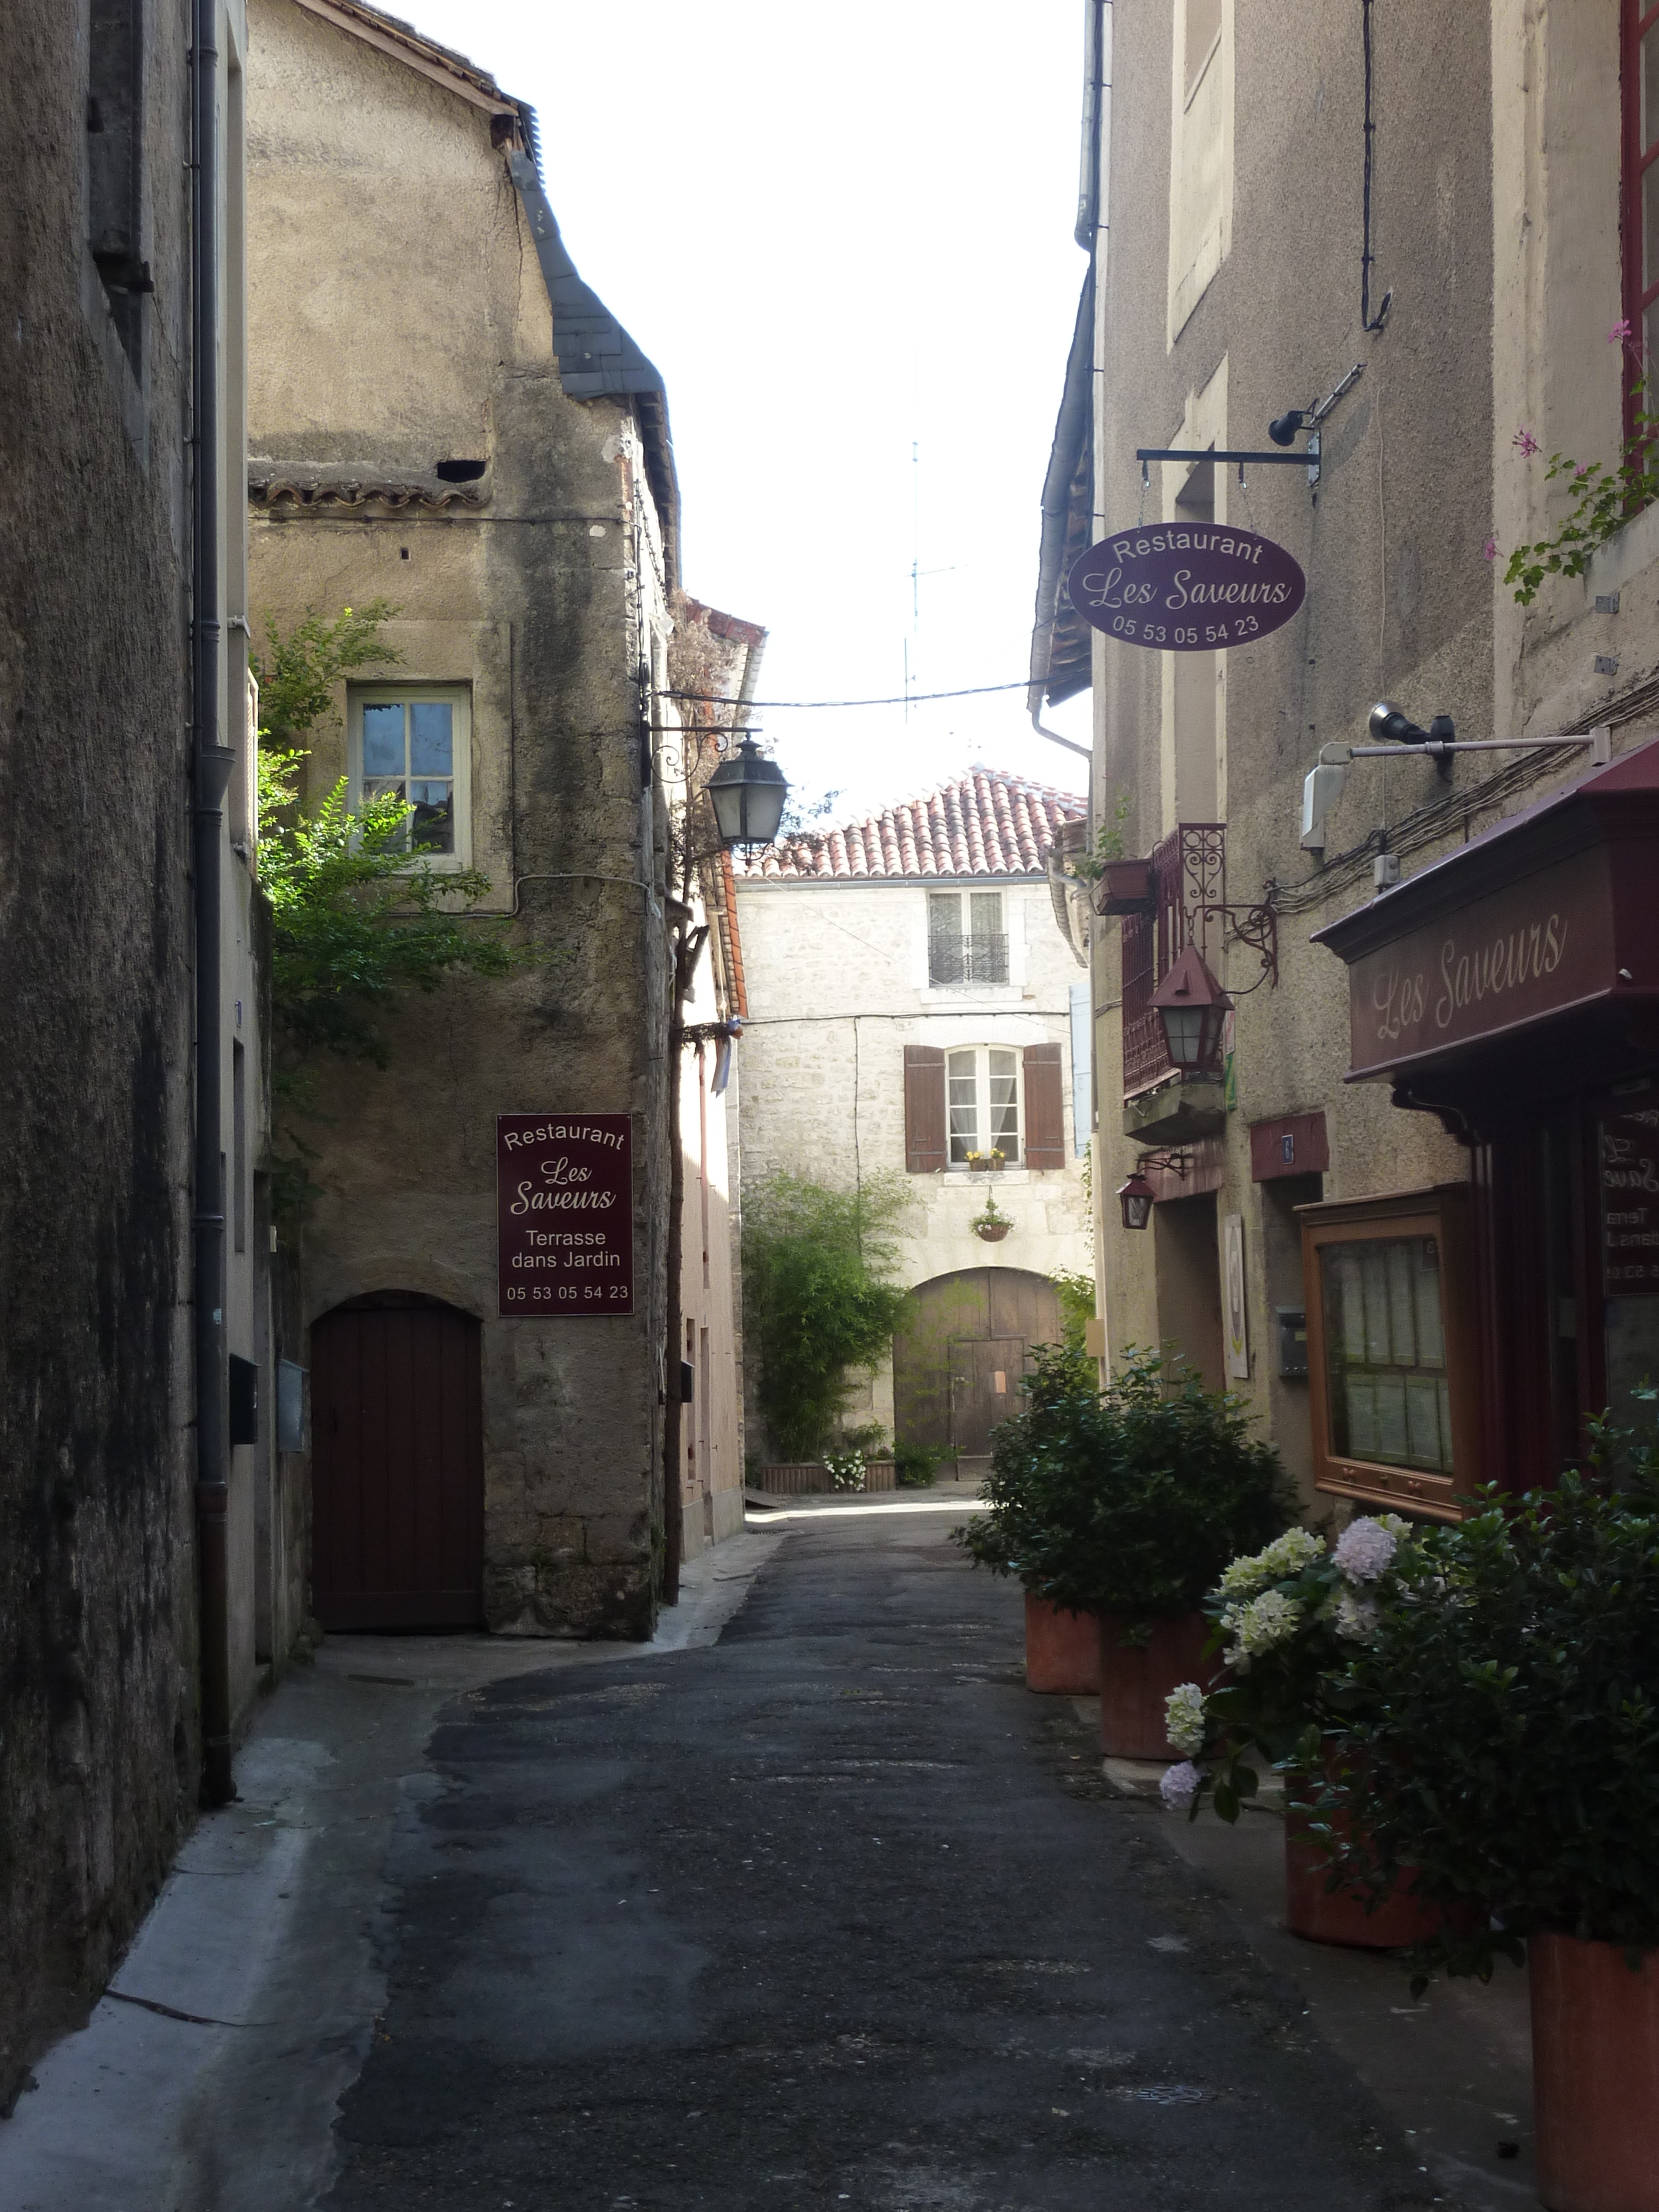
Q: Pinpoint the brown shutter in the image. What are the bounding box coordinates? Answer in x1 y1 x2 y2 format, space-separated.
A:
1023 1042 1065 1168
903 1045 947 1172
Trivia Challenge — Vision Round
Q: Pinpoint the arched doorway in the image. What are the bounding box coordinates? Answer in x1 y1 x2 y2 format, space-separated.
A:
893 1269 1064 1463
310 1293 484 1631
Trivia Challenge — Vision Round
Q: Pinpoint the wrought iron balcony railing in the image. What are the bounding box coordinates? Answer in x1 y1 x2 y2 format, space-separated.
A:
928 931 1010 987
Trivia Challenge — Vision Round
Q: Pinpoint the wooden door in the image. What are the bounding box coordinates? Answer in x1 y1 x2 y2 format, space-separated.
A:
950 1336 1026 1456
894 1269 1065 1456
310 1296 484 1631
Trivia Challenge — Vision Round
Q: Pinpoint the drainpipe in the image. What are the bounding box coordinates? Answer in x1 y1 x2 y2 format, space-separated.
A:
192 0 236 1806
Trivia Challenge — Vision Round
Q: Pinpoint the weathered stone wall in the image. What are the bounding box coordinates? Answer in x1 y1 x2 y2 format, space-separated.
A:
246 0 672 1637
0 0 200 2105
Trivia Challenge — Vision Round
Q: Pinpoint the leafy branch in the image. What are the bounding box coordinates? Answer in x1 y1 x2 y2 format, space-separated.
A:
1501 333 1659 604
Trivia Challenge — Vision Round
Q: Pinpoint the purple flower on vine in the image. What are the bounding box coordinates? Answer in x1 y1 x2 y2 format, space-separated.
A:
1513 427 1541 458
1610 319 1634 344
1483 534 1498 561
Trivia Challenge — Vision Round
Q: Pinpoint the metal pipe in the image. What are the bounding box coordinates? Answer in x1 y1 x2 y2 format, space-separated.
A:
192 0 236 1808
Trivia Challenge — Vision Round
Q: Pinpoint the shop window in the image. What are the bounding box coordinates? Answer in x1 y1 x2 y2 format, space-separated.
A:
1300 1185 1481 1521
349 685 471 868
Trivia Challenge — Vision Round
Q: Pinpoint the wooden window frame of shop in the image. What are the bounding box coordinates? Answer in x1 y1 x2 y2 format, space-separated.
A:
1298 1184 1483 1523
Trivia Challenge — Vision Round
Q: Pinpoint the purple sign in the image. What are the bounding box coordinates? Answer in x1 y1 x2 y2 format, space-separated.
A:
1067 522 1306 651
497 1113 634 1318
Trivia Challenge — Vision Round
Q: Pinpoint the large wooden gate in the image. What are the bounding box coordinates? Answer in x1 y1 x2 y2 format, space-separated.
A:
310 1294 484 1631
893 1269 1065 1461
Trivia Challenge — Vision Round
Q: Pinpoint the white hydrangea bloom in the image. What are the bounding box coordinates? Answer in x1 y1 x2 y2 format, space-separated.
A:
1160 1760 1201 1811
1334 1516 1398 1584
1164 1681 1207 1758
1333 1590 1380 1642
1213 1526 1326 1600
1222 1587 1302 1669
1376 1512 1412 1541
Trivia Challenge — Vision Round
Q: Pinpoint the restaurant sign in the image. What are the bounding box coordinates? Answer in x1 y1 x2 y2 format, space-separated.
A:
497 1112 634 1317
1340 845 1615 1080
1067 523 1306 651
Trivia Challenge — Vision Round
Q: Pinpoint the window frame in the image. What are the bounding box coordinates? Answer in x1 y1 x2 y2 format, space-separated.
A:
926 888 1009 988
347 683 473 872
1299 1184 1481 1523
1622 0 1659 443
945 1044 1023 1168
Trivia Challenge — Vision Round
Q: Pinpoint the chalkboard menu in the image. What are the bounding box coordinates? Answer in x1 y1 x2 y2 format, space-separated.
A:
1598 1108 1659 1294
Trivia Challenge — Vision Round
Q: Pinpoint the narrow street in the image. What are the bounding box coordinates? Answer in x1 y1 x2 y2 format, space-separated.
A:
320 1507 1436 2212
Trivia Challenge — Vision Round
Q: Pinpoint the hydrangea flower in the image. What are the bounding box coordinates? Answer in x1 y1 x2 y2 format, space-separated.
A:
1213 1527 1326 1600
1333 1590 1380 1642
1160 1760 1201 1812
1164 1681 1207 1759
1221 1587 1302 1670
1334 1515 1398 1583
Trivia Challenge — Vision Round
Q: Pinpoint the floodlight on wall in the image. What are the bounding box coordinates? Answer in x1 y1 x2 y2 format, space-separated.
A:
706 734 789 850
1268 407 1315 447
1151 945 1232 1077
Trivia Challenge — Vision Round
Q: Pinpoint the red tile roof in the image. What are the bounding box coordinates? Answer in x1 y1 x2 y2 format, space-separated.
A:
737 768 1085 883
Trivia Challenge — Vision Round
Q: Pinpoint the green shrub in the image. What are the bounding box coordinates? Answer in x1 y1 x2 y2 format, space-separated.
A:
1321 1430 1659 1985
742 1174 913 1462
1050 1269 1096 1353
894 1440 952 1489
954 1342 1290 1621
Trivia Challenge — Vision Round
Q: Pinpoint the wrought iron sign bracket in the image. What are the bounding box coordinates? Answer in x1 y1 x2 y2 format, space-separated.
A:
1138 445 1324 489
1136 1147 1192 1178
1198 899 1279 988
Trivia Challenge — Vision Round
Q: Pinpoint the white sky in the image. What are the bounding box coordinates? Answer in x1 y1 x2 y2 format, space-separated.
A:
394 0 1094 820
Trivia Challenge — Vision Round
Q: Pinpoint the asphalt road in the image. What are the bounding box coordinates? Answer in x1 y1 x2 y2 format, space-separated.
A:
322 1508 1442 2212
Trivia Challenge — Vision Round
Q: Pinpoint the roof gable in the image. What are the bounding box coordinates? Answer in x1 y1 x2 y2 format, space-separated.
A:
739 768 1085 883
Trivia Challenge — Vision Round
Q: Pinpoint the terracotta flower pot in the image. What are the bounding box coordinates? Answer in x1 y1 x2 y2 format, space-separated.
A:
1282 1797 1444 1951
1098 1611 1213 1758
1530 1932 1659 2212
1024 1595 1101 1694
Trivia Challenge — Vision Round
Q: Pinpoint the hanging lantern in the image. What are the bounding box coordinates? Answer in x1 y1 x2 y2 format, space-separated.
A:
706 734 789 850
1117 1171 1155 1231
1151 943 1232 1076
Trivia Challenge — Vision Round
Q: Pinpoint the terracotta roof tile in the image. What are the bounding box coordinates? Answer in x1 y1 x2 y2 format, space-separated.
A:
734 767 1085 883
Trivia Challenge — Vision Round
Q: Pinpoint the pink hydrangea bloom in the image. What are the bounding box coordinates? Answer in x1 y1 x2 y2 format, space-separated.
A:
1334 1515 1397 1583
1160 1761 1201 1812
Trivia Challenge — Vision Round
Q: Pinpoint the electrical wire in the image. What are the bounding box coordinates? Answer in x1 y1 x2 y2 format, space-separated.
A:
662 680 1032 710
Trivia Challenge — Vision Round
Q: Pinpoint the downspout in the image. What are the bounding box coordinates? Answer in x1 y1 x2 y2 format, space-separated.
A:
192 0 236 1806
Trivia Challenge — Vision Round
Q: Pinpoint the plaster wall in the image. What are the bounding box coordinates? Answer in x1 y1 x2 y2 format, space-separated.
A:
247 0 673 1636
1087 0 1491 1507
734 874 1092 1455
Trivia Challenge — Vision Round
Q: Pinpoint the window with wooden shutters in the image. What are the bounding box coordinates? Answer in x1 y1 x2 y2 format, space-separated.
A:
903 1045 947 1171
1022 1042 1066 1168
1625 0 1659 438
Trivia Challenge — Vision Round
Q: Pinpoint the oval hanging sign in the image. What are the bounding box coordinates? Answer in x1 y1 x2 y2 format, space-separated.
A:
1067 521 1306 651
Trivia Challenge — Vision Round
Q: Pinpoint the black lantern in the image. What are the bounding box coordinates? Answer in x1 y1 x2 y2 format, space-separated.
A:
706 734 789 850
1117 1171 1155 1231
1151 944 1231 1076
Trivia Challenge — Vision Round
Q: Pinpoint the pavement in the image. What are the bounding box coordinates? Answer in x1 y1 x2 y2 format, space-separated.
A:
0 1500 1533 2211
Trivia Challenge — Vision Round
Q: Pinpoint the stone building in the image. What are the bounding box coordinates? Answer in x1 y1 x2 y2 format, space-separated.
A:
1037 0 1659 1520
1 0 270 2103
245 0 739 1634
732 769 1092 1470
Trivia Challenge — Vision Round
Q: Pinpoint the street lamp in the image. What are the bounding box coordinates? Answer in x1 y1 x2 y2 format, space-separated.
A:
1117 1171 1155 1231
706 734 789 850
1151 944 1231 1076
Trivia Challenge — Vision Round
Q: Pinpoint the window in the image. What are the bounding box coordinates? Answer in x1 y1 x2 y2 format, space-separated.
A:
87 0 147 374
1623 1 1659 431
1168 0 1232 341
349 686 471 868
928 891 1008 987
947 1047 1021 1165
1301 1185 1480 1522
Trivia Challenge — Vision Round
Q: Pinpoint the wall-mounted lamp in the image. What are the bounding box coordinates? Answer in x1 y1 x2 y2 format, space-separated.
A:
706 735 790 850
1118 1171 1156 1231
1151 945 1232 1077
1268 408 1316 447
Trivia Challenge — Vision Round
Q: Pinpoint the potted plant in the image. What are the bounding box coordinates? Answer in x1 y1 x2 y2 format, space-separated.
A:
964 1147 1006 1172
970 1193 1012 1242
1315 1439 1659 2212
1094 856 1157 915
1158 1513 1445 1948
955 1343 1289 1740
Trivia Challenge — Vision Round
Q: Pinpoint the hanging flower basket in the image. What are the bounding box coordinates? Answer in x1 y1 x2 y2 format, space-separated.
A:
975 1221 1011 1242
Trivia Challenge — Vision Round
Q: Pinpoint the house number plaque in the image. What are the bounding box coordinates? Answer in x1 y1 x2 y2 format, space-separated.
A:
497 1112 634 1317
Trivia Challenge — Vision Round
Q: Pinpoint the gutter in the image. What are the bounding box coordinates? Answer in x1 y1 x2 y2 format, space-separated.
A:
192 0 236 1806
